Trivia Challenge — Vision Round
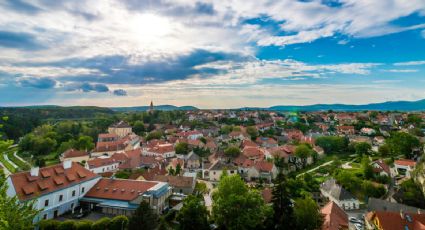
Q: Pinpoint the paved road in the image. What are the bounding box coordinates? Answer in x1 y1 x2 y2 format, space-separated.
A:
0 161 11 176
296 160 334 178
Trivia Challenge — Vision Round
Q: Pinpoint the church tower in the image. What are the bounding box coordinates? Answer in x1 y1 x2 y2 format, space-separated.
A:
148 100 154 113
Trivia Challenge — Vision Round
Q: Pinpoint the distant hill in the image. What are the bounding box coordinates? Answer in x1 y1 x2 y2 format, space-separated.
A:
254 99 425 111
111 105 198 112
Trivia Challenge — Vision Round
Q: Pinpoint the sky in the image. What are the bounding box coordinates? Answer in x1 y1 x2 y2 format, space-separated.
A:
0 0 425 109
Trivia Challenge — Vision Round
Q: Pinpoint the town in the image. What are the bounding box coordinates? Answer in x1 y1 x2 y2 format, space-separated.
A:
1 104 425 230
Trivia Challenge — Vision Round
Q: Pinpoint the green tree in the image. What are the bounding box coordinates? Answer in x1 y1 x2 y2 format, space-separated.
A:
271 171 294 230
195 182 208 195
75 136 94 151
175 142 189 155
0 141 39 229
361 156 374 180
146 131 163 141
315 136 348 154
212 174 271 230
133 121 145 135
386 132 420 158
293 197 323 230
176 195 209 230
75 220 92 230
224 146 241 157
246 126 258 138
128 201 158 230
378 144 390 156
109 215 129 230
175 163 182 175
355 142 372 156
295 144 312 167
38 219 60 230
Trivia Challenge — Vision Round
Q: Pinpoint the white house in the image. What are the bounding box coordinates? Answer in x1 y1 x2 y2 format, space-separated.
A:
204 161 238 181
143 143 176 158
394 159 416 178
320 179 360 211
6 160 101 221
85 156 120 174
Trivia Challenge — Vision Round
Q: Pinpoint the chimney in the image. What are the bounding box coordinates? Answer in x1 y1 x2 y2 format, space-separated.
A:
30 167 39 177
63 159 72 169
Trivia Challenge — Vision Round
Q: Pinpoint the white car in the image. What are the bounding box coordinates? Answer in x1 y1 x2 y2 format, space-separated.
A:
354 223 363 230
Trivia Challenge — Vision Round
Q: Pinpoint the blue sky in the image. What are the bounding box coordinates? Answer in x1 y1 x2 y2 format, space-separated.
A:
0 0 424 108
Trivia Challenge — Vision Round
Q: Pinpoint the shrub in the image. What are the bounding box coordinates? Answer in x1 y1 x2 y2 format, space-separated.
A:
58 220 76 230
75 220 92 230
39 219 60 230
109 215 129 230
91 217 111 230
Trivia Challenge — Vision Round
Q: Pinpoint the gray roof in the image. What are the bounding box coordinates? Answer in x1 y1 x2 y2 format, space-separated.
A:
209 161 237 171
186 152 200 161
321 179 357 201
110 121 131 128
368 198 424 213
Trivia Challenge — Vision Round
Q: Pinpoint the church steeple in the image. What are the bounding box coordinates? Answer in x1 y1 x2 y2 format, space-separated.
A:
149 100 154 113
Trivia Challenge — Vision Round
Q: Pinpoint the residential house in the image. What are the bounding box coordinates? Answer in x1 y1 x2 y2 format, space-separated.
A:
245 161 278 182
365 211 425 230
185 152 200 169
152 175 195 195
176 130 203 140
394 159 416 178
204 161 238 181
6 161 101 221
320 179 360 210
60 149 89 163
321 201 349 230
337 126 355 135
143 143 175 158
371 160 391 177
85 156 120 174
108 121 132 138
256 137 278 148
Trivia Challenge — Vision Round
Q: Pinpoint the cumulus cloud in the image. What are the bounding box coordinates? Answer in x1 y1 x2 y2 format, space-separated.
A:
65 82 109 93
113 89 128 96
17 76 56 89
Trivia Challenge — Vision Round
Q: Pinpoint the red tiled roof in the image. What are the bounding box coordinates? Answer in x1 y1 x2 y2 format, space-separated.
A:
140 165 167 181
243 147 264 158
152 175 193 188
84 178 158 201
395 159 416 167
254 161 274 172
87 157 119 169
373 159 391 175
147 144 174 155
98 133 118 139
10 162 99 201
367 211 425 230
63 149 88 158
321 201 348 230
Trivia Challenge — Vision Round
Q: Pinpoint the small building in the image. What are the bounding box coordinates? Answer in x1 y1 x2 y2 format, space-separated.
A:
205 161 238 181
152 175 195 195
365 210 425 230
85 156 120 174
60 149 89 163
336 126 355 135
246 161 278 182
82 178 171 215
371 159 391 177
394 159 416 178
108 121 132 138
321 201 349 230
320 179 359 210
185 152 200 169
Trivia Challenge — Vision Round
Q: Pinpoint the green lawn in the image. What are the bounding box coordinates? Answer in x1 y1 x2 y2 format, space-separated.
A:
7 148 31 171
0 153 16 173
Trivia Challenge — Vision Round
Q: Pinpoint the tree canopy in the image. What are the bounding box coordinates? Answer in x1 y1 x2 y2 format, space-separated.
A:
176 195 209 230
212 174 272 230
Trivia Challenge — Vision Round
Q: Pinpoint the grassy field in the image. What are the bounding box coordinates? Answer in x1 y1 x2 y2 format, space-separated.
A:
0 152 16 173
7 149 31 171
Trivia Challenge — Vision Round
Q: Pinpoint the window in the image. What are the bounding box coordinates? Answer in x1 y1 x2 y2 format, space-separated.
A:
43 214 47 220
72 190 76 197
81 187 85 193
59 195 63 202
44 199 49 207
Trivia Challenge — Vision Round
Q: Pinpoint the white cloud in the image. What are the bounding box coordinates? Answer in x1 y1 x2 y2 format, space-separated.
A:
393 61 425 66
383 69 419 73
